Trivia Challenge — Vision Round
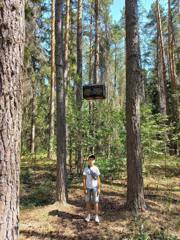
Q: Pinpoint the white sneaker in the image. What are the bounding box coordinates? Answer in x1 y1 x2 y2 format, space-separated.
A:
85 214 91 222
95 215 100 223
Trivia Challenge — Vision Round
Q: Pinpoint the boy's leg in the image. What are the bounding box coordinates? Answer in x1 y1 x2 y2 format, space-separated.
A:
85 189 91 222
94 203 100 223
92 188 99 210
86 202 91 214
95 203 99 215
92 188 100 222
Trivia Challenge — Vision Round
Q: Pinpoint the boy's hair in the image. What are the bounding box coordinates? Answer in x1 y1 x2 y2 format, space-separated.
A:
88 154 95 160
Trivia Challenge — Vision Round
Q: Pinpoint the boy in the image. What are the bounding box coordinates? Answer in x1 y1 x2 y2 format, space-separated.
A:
83 155 101 223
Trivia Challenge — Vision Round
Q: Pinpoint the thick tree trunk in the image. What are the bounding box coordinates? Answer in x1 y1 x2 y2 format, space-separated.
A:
76 0 83 174
0 1 25 239
55 0 67 203
64 0 70 169
48 0 56 159
156 0 168 116
67 0 74 170
168 0 179 120
94 0 100 84
168 0 179 155
125 0 146 211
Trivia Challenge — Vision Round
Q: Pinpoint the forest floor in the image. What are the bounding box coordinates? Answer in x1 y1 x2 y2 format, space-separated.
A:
19 155 180 240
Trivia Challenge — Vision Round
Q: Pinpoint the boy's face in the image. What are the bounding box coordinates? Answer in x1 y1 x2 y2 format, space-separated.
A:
88 158 95 166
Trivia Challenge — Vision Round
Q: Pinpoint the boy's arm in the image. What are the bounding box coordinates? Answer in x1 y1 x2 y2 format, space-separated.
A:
83 175 87 194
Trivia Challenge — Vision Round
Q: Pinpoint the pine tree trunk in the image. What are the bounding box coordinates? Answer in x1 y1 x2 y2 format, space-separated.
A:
69 134 72 173
55 0 67 203
89 6 93 84
168 0 179 120
68 0 74 169
76 0 83 174
48 0 56 159
100 22 109 85
64 0 70 170
64 0 70 88
88 3 94 153
168 0 179 155
156 0 168 116
31 77 36 154
114 43 117 90
0 1 25 239
94 0 100 84
125 0 146 211
90 0 100 153
137 28 145 103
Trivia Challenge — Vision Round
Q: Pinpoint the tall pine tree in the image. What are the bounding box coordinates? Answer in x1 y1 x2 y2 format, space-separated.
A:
125 0 146 211
0 0 25 238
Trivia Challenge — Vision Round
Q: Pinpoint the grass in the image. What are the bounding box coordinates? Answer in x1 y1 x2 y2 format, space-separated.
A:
19 154 180 240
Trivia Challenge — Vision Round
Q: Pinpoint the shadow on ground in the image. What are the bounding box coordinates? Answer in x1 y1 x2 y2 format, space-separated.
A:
49 210 83 220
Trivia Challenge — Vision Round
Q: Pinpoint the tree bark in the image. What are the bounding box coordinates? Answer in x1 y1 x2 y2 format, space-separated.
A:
88 2 94 153
156 0 168 116
64 0 70 170
67 0 74 170
94 0 100 84
48 0 56 159
76 0 83 174
114 43 117 90
125 0 146 211
69 134 72 173
64 0 70 88
31 74 36 154
0 0 25 239
168 0 179 155
168 0 179 121
55 0 67 203
89 4 93 84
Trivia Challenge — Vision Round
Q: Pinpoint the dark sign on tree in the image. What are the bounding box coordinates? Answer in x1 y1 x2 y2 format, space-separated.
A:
83 84 106 100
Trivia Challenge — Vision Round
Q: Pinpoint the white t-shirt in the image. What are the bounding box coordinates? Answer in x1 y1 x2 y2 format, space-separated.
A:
83 165 100 189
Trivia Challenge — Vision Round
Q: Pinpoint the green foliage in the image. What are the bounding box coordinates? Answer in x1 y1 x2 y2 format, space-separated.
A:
133 215 178 240
134 232 177 240
22 0 179 175
20 156 55 208
21 168 34 184
150 231 178 240
96 156 126 179
20 180 54 208
135 233 150 240
140 104 179 180
22 0 51 153
141 104 172 158
67 96 126 176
